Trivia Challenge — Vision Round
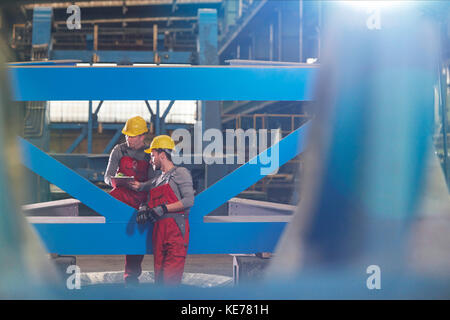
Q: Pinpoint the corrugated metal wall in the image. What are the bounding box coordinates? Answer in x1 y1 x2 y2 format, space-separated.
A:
48 100 197 124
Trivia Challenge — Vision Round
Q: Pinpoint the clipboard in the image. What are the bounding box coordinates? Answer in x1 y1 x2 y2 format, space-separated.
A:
111 176 134 188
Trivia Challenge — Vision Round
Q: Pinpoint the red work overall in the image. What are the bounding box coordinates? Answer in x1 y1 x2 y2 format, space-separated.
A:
109 156 149 282
148 182 189 285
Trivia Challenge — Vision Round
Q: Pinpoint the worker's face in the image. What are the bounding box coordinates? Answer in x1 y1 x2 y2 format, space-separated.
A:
151 150 162 170
126 134 146 150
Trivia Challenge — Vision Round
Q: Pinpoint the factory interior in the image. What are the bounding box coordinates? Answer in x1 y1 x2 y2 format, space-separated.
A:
0 0 449 300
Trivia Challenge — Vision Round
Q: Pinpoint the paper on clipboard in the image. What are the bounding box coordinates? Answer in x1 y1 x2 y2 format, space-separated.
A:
111 176 135 187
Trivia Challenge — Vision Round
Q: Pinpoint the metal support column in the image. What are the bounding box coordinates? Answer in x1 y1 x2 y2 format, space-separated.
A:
29 7 53 202
155 100 160 136
198 9 227 214
145 100 154 118
103 128 123 154
145 100 155 133
88 100 93 153
93 100 104 117
31 7 52 60
198 8 221 134
160 100 175 135
66 125 87 153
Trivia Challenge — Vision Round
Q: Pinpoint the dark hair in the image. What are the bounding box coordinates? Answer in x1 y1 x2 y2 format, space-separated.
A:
154 148 172 162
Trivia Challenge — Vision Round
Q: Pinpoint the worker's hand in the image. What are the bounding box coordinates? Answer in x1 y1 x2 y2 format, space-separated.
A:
136 204 168 224
151 205 167 219
136 204 154 224
128 181 142 191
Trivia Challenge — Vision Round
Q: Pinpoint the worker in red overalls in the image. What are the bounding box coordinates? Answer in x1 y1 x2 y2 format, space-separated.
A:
104 116 155 286
132 135 194 286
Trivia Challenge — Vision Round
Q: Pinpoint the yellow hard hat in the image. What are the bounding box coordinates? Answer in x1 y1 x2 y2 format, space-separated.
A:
145 135 175 153
122 116 149 137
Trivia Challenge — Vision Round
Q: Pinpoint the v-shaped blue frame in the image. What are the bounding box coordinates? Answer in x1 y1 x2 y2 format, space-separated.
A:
10 65 318 254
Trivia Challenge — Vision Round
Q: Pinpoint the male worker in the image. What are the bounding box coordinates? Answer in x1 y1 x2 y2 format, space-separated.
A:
131 135 195 285
104 115 154 286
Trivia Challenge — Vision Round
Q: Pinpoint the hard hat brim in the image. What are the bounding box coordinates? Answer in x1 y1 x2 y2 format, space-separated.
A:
122 128 148 137
144 147 174 154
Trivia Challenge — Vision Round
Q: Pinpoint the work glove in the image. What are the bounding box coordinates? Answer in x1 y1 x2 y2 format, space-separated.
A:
136 204 151 224
136 204 167 224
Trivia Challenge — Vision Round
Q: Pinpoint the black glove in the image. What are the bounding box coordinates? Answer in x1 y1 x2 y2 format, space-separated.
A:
136 204 168 224
136 204 151 224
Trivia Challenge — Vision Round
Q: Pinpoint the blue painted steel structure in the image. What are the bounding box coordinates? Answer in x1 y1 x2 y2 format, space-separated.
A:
12 65 316 254
18 122 310 254
9 66 318 101
31 7 52 47
8 61 79 66
9 64 316 155
198 9 219 65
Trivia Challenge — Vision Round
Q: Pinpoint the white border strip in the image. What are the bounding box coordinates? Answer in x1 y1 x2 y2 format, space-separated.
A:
27 216 106 224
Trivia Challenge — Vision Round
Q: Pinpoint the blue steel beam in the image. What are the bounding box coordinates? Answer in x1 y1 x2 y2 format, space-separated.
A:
161 100 175 120
31 222 287 255
65 125 87 153
19 122 310 254
103 128 123 154
20 136 135 223
160 100 175 135
8 66 318 101
145 100 155 117
189 121 311 224
8 60 79 66
93 101 104 115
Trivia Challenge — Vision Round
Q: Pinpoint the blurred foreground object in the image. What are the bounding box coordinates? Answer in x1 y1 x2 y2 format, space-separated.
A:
0 34 60 299
267 1 450 298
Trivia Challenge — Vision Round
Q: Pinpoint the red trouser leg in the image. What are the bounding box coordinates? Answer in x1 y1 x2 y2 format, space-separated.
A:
124 255 144 283
153 226 165 284
162 243 187 285
109 187 147 284
153 218 189 286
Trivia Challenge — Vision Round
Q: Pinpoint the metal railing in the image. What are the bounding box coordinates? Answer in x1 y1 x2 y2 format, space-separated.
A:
222 113 311 200
222 113 311 133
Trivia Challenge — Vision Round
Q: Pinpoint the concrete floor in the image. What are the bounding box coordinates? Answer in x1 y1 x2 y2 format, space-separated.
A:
75 254 234 277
